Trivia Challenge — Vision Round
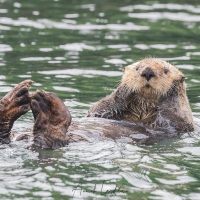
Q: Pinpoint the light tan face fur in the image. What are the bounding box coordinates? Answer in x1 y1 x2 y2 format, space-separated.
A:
121 58 184 98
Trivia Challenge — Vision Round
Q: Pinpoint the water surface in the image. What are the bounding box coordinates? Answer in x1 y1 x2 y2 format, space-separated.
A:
0 0 200 199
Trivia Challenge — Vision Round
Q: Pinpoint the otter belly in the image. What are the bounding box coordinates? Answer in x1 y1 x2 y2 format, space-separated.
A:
67 118 177 145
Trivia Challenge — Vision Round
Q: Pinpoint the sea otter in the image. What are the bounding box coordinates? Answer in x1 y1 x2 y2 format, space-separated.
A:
88 58 194 132
0 58 194 148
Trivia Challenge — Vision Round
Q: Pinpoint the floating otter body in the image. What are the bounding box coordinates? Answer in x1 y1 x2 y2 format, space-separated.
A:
0 58 194 148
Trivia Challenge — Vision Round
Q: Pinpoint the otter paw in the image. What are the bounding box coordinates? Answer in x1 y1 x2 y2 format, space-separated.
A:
30 90 71 149
0 80 33 141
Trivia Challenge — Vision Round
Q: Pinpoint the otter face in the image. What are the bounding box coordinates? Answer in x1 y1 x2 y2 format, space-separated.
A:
122 58 184 98
30 90 71 148
0 80 33 143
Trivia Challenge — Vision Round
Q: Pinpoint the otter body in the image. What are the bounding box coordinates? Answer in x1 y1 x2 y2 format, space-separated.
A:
67 117 178 145
0 58 194 149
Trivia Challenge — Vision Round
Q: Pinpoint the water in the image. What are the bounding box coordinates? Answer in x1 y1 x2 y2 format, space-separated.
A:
0 0 200 199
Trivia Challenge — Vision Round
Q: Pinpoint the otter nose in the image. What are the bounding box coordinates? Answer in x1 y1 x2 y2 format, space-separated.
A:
141 68 155 81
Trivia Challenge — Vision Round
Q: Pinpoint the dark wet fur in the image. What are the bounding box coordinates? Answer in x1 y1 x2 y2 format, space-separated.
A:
0 80 33 143
30 90 71 149
87 80 194 133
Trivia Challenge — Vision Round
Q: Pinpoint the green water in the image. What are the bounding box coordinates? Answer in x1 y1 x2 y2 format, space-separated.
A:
1 0 200 199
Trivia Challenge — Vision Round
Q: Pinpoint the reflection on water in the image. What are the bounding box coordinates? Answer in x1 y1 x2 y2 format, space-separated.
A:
0 0 200 199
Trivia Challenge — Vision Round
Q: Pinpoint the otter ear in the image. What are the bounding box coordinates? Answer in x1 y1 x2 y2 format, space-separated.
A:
123 65 132 73
180 76 185 83
123 66 128 72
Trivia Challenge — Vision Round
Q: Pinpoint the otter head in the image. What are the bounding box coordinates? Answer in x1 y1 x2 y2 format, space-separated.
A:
30 90 71 149
121 58 185 99
0 80 33 144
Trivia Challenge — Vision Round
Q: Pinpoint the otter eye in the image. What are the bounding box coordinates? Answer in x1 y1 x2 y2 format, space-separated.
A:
164 68 169 74
136 66 139 71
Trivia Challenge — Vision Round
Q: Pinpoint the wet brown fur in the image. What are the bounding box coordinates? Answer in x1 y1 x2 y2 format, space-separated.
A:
30 90 71 149
0 80 33 143
87 58 194 132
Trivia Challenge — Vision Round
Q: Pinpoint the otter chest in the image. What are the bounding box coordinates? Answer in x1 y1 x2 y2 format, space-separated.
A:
123 97 158 123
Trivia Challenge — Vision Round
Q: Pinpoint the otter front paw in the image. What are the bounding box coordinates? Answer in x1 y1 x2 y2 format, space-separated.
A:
0 80 33 142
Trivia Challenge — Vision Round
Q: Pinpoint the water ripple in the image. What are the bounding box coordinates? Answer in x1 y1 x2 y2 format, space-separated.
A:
38 69 122 77
0 44 13 52
0 17 45 29
120 172 156 189
128 12 200 22
135 44 177 50
120 4 200 13
59 43 97 51
105 58 127 65
156 176 196 185
20 57 51 61
0 17 149 31
53 86 79 93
